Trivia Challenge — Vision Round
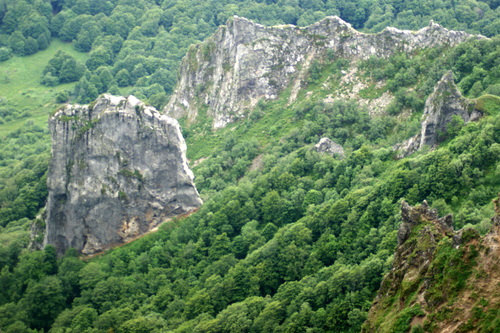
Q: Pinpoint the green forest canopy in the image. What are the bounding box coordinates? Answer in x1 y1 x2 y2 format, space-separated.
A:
0 0 499 332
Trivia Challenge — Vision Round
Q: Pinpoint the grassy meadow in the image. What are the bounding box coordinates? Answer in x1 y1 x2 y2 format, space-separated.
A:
0 39 88 136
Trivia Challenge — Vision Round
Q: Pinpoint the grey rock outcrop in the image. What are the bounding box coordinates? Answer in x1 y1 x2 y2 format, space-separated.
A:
45 95 202 255
165 16 481 129
420 71 481 147
398 200 453 245
395 71 482 157
393 134 422 159
314 137 344 158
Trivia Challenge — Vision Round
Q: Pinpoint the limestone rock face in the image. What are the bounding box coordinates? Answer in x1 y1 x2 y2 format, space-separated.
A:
45 95 202 255
395 72 482 157
165 16 480 129
314 137 344 158
420 71 481 147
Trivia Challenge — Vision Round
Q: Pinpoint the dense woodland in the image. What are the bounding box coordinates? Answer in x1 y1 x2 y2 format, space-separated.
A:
0 0 499 332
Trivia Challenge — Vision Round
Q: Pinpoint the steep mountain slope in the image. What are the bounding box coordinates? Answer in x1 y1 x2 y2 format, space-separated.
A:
165 16 480 129
363 196 500 332
0 14 499 333
395 71 484 157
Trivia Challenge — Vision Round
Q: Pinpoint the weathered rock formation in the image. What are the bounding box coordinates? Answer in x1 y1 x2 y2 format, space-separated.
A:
397 200 453 245
165 16 480 129
395 71 483 158
314 137 344 158
420 71 482 147
44 95 202 255
363 196 500 332
371 201 455 313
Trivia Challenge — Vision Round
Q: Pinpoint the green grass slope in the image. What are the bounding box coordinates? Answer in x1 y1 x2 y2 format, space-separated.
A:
0 39 88 136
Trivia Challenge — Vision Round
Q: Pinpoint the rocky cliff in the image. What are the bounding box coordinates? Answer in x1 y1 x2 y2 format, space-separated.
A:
165 16 479 129
395 71 483 157
362 196 500 332
44 95 202 255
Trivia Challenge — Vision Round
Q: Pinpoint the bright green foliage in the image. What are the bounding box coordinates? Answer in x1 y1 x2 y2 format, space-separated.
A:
21 276 66 330
55 91 69 103
425 234 480 307
0 0 499 332
41 51 85 85
73 77 98 103
1 94 496 331
392 305 425 332
0 47 11 62
0 123 49 227
7 31 26 55
116 68 132 87
474 94 500 115
73 21 102 52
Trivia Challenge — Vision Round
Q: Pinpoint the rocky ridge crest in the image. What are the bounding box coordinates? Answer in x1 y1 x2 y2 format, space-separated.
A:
44 95 202 255
165 16 481 129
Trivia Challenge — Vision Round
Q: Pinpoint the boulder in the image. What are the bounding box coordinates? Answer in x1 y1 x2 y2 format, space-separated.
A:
314 137 345 158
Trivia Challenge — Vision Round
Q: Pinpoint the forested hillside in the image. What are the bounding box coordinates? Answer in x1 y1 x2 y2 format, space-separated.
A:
0 0 499 104
0 0 499 332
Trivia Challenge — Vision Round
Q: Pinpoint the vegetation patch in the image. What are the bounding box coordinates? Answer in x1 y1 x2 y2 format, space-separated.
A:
359 83 387 99
118 169 144 182
474 94 500 116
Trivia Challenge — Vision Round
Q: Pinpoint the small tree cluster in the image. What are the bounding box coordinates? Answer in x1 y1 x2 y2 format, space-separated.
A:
41 51 85 86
